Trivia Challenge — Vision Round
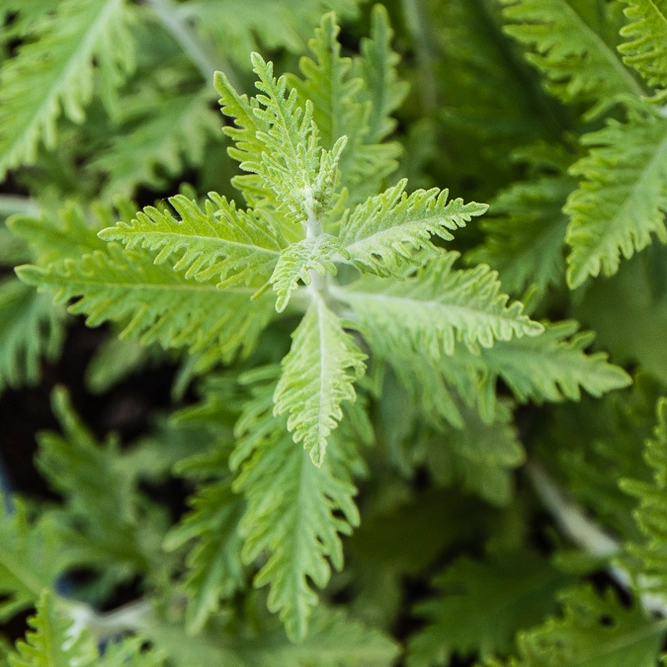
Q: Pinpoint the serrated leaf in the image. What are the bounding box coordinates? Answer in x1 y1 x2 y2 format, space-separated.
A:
230 375 362 641
99 193 284 289
565 112 667 287
274 297 366 465
338 251 542 359
340 180 488 276
16 244 275 371
619 0 667 90
501 0 643 117
0 0 135 179
163 481 245 635
269 234 347 312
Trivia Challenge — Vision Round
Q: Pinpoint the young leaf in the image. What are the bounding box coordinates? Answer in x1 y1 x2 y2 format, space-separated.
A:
0 0 135 179
273 297 366 465
339 180 488 277
230 375 363 641
269 234 347 312
99 193 285 289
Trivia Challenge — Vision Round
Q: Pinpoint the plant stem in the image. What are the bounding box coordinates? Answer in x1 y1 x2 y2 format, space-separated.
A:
304 201 329 300
64 598 151 641
401 0 438 112
527 462 667 615
144 0 240 89
0 195 40 218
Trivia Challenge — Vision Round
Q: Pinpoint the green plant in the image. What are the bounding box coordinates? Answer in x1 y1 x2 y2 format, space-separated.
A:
4 0 667 665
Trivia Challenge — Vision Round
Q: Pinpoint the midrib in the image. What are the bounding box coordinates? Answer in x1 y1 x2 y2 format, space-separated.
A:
559 0 643 98
26 0 125 143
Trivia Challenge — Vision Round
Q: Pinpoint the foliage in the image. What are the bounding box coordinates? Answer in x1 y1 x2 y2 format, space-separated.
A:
3 1 667 666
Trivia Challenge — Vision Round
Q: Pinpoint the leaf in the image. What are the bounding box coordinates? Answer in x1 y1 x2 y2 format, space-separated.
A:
99 193 284 289
621 396 667 597
144 606 398 667
407 551 569 665
16 244 276 371
163 481 246 635
36 387 157 575
565 111 667 288
216 52 347 224
269 234 347 312
338 252 543 360
274 297 366 465
9 590 98 667
230 374 363 641
501 0 643 117
340 180 488 276
0 278 65 393
0 497 63 621
355 4 410 145
0 0 135 179
92 87 221 200
619 0 667 90
468 166 575 297
492 585 667 667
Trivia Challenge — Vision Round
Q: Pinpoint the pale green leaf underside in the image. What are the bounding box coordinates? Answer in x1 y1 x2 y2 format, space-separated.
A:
338 252 543 359
0 0 134 179
619 0 667 89
270 234 347 312
231 381 360 641
565 113 667 288
274 297 366 465
17 245 275 370
99 193 284 289
340 179 488 276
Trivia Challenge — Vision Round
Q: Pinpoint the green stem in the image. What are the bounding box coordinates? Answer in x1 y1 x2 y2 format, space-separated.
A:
144 0 240 89
401 0 438 112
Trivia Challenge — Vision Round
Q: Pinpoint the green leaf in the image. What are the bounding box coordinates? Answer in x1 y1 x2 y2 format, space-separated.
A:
0 0 135 179
99 193 285 289
565 111 667 288
144 606 398 667
0 498 63 621
16 244 276 370
339 180 488 276
492 585 667 667
468 161 575 297
274 297 366 465
36 387 158 575
270 234 347 312
216 52 347 224
407 551 569 665
501 0 643 117
621 396 667 598
92 87 221 200
9 590 98 667
230 374 363 641
338 251 543 359
619 0 667 90
0 278 65 393
163 481 246 635
355 4 410 145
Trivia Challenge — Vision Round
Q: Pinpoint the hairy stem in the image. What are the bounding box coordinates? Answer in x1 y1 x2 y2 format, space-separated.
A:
144 0 240 88
63 598 151 641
